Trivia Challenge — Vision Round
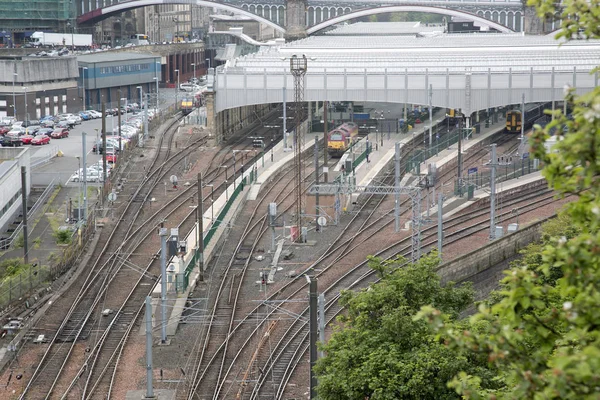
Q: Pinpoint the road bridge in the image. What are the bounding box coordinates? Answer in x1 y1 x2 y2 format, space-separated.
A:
77 0 532 38
211 33 600 121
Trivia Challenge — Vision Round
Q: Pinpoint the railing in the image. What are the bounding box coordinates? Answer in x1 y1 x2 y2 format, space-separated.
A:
0 179 57 251
30 145 59 169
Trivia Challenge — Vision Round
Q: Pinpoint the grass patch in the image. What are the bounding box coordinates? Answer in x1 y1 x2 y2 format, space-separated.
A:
33 237 42 249
0 258 29 280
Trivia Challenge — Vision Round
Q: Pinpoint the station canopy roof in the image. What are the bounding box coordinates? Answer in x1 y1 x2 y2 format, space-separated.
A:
223 32 600 74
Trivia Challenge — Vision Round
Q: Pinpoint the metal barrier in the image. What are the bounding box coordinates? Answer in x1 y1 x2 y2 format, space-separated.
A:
0 179 57 251
30 145 59 169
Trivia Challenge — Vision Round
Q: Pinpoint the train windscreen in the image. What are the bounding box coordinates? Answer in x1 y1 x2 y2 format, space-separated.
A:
329 133 343 141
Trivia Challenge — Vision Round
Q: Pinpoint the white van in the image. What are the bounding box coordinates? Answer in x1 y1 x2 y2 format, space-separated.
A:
179 83 199 92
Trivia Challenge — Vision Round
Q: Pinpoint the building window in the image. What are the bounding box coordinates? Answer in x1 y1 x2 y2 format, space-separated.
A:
35 98 40 105
45 97 50 103
54 96 58 102
0 100 6 107
61 95 66 102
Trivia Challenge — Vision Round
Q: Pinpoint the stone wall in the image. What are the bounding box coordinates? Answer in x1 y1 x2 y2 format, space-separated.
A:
436 215 554 285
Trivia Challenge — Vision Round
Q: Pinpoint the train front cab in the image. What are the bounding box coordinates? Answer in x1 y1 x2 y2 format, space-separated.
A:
506 110 522 133
327 130 350 157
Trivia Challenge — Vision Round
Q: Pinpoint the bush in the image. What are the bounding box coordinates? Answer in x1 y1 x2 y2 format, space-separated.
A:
54 229 72 245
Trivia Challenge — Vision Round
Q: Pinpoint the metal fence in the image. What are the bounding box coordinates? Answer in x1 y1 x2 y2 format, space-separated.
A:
0 179 57 251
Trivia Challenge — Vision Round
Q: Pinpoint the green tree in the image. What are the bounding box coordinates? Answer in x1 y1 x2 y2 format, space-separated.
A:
315 254 496 399
417 1 600 397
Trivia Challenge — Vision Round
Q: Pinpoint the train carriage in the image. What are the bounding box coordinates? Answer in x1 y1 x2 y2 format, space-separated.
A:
506 103 550 133
327 122 358 157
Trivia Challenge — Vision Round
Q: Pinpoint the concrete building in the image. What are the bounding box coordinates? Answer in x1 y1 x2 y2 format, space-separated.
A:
146 4 209 43
0 54 79 120
0 0 73 46
0 147 31 234
77 52 161 111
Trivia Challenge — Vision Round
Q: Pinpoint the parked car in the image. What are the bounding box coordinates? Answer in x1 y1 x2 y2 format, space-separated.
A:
179 83 199 92
20 134 35 144
7 128 25 136
66 116 79 127
0 126 10 135
56 121 71 130
31 135 50 145
93 141 118 154
51 128 69 139
105 151 117 164
22 120 40 127
37 128 53 136
0 136 22 147
24 125 41 135
87 110 102 118
41 119 56 128
79 111 92 121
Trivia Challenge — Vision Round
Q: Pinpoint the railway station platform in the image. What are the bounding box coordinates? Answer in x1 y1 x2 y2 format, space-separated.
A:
160 110 539 338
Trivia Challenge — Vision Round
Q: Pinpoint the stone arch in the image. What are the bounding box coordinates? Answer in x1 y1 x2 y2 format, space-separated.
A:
492 11 498 22
78 0 286 34
307 5 515 35
507 11 514 29
515 11 522 31
500 11 506 26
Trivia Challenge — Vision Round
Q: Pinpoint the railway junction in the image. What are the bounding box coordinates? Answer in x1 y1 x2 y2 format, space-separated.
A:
0 25 586 400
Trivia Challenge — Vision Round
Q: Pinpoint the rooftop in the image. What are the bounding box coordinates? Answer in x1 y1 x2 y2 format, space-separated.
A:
323 21 445 36
77 52 160 64
223 33 600 73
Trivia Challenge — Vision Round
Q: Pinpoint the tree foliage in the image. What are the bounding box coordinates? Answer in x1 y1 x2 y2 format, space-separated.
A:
315 255 496 399
416 1 600 397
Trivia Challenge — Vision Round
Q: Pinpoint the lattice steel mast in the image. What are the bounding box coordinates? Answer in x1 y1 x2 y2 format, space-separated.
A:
290 55 307 241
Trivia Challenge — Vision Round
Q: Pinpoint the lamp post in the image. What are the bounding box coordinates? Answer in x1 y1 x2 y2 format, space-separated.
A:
173 17 179 42
175 69 179 107
191 63 196 83
219 164 229 181
23 87 28 122
155 61 161 110
205 184 214 223
67 21 74 51
81 66 88 111
12 72 17 119
136 85 143 109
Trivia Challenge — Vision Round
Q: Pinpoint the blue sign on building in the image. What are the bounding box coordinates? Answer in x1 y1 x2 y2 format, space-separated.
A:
468 167 478 174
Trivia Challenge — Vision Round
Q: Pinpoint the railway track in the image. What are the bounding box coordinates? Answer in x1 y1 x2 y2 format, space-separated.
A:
252 185 557 400
18 113 209 399
178 126 528 399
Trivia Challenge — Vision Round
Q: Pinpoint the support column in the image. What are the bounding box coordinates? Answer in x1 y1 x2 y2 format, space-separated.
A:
285 0 308 41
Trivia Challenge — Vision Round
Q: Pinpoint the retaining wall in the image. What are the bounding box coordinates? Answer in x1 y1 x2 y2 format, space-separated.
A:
437 215 554 285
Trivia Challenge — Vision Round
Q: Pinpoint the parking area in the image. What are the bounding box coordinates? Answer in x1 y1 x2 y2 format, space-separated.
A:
10 112 146 186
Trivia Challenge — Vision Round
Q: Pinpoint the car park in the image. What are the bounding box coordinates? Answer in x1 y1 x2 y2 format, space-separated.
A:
31 135 50 145
51 128 69 139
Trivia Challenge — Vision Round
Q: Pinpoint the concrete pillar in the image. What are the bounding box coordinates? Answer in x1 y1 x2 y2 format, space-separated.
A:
204 91 217 140
523 7 544 34
285 0 308 41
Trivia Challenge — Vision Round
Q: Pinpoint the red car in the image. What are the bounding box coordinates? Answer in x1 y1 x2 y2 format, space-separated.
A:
31 135 50 145
106 152 117 164
51 128 69 139
0 126 10 135
20 134 35 144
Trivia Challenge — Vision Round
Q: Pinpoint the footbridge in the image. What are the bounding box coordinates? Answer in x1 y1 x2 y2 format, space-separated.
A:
212 33 600 118
77 0 528 35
